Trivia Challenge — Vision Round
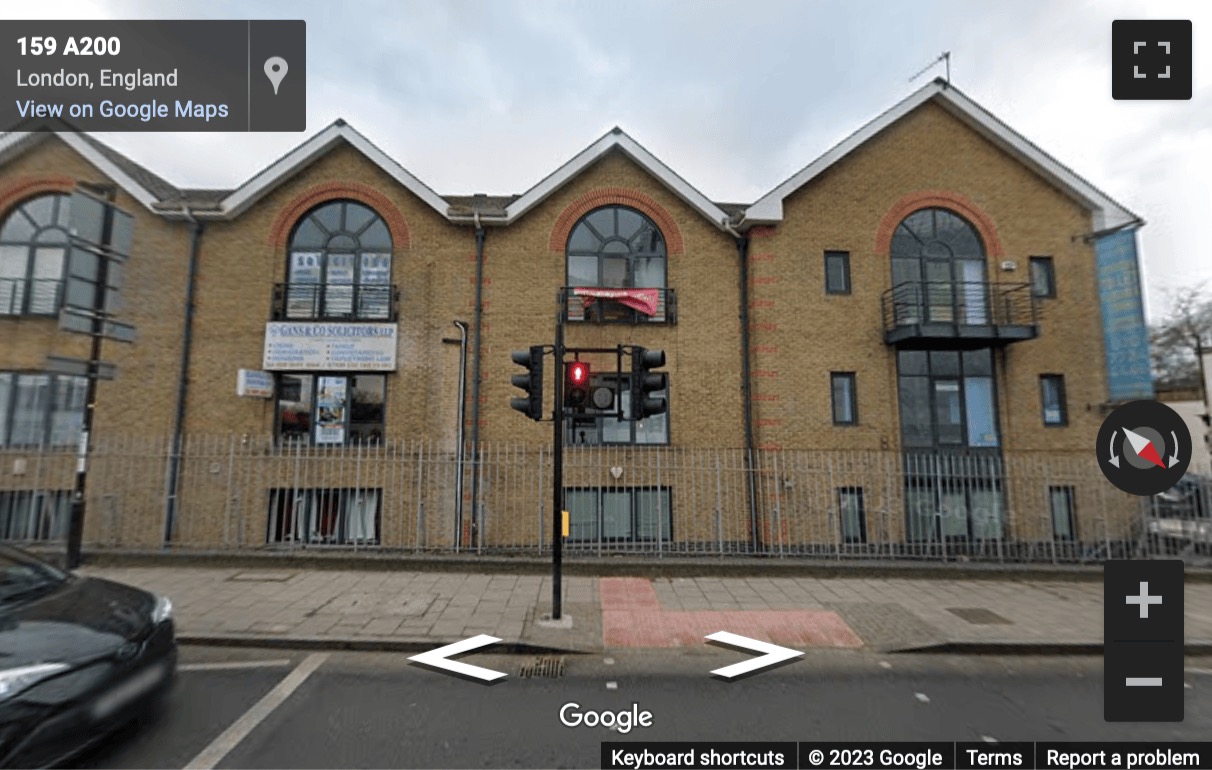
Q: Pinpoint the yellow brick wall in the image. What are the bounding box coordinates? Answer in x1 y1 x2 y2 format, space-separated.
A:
0 105 1139 550
0 139 190 441
477 151 745 450
750 101 1107 455
184 143 472 449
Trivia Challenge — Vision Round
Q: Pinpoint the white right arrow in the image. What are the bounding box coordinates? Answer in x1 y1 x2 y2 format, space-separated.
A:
705 631 803 679
408 635 506 682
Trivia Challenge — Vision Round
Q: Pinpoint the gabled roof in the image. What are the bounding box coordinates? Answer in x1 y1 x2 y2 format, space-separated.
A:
0 126 171 210
745 78 1140 232
214 120 449 219
501 127 732 230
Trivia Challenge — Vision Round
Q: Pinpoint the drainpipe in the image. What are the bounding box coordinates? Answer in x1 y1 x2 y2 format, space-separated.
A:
468 212 486 547
726 221 759 551
450 320 469 549
164 208 204 547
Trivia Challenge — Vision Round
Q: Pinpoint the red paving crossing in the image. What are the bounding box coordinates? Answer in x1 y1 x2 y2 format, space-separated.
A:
600 578 864 649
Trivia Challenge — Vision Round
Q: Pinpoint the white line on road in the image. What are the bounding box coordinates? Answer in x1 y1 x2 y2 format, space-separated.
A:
184 652 329 770
178 660 294 672
914 692 930 703
606 681 618 690
1187 668 1212 676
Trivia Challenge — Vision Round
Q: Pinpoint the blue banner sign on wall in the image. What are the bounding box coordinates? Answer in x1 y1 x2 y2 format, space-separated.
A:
1096 227 1154 402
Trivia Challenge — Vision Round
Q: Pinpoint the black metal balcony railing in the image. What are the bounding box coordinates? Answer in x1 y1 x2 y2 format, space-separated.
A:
565 286 677 325
0 277 63 316
881 281 1038 345
272 282 399 322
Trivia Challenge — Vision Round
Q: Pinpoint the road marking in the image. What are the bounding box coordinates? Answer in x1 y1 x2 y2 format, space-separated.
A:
879 661 893 669
982 736 998 744
1186 668 1212 676
606 681 618 690
408 635 506 682
604 657 615 665
184 652 329 770
915 692 930 703
178 660 293 672
704 631 803 679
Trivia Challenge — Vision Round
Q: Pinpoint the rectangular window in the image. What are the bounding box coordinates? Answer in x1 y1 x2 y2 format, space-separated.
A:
568 375 669 446
831 372 857 425
266 488 381 545
563 487 672 543
275 374 386 445
896 350 1000 448
824 250 851 295
837 487 866 543
0 372 86 448
0 490 71 541
1029 256 1056 298
1040 374 1067 426
1049 485 1076 540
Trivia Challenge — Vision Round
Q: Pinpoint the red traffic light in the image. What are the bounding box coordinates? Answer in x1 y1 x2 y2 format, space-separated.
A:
568 361 589 385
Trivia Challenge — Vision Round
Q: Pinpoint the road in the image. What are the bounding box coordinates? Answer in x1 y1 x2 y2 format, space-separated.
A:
73 646 1212 769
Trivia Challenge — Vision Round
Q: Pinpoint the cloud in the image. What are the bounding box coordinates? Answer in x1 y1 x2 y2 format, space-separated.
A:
18 0 1208 319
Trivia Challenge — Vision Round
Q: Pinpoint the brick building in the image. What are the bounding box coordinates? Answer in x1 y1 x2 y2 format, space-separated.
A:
0 80 1154 559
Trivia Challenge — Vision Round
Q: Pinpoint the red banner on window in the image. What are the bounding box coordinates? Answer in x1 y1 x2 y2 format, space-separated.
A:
572 287 660 317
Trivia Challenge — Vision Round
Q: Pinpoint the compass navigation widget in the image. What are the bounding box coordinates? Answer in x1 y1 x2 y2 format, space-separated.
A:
1096 400 1192 496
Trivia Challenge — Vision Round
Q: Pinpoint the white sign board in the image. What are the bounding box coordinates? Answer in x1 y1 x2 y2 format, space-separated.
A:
237 369 274 398
263 322 398 371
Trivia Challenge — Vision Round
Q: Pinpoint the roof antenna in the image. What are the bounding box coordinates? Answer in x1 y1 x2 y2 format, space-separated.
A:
909 51 951 84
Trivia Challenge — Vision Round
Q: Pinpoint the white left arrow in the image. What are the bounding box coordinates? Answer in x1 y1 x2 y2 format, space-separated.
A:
705 631 803 679
408 635 506 682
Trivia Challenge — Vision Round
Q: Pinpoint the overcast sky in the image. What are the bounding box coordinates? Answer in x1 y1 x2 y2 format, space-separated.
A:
14 0 1210 321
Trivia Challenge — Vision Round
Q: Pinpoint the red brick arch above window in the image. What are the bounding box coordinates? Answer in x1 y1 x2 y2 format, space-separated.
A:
268 181 411 249
548 188 684 254
874 189 1004 258
0 176 75 219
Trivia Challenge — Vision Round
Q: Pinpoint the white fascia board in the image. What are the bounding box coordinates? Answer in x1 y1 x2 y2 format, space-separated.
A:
744 81 1139 232
0 131 161 210
932 88 1138 231
218 122 450 220
744 83 940 225
503 130 731 230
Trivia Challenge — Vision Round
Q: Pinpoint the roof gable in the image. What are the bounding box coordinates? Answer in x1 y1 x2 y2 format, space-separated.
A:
502 128 731 230
215 120 449 219
745 79 1139 232
0 129 168 210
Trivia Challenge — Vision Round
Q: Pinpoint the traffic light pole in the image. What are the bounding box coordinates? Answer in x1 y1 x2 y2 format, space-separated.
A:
551 289 566 620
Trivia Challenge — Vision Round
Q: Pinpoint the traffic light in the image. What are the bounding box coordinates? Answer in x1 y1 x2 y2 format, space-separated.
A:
631 347 667 420
510 346 544 421
566 360 591 412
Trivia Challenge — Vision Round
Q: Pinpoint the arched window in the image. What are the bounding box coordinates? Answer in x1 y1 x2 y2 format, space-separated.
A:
567 206 666 290
286 200 393 320
0 193 70 316
890 208 988 324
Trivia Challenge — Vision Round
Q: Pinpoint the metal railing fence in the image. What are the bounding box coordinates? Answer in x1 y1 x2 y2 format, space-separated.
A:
1 436 1207 565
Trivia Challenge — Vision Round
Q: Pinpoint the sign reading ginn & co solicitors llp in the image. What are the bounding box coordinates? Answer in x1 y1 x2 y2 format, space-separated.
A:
263 322 398 372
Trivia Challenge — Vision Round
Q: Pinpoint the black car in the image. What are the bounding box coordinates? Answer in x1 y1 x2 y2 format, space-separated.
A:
0 545 176 768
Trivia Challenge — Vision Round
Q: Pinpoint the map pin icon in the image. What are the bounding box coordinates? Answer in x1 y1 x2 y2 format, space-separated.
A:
264 57 288 95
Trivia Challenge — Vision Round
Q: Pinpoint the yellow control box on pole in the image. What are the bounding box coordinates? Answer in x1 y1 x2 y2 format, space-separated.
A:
561 510 569 538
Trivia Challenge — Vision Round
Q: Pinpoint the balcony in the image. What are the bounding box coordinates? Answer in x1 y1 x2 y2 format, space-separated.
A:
565 286 677 325
272 282 399 322
881 281 1037 347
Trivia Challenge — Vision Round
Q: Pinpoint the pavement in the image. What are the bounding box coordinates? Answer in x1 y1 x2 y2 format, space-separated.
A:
75 562 1212 655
